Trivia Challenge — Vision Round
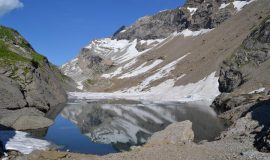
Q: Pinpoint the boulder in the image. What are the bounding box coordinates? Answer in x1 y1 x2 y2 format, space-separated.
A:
146 120 194 146
11 116 53 130
0 108 44 128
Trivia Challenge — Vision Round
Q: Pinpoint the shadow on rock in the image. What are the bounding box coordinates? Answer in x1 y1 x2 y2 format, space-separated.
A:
246 99 270 152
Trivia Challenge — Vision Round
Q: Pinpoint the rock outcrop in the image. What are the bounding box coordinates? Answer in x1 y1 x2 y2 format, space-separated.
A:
212 15 270 154
219 16 270 92
113 0 237 40
0 25 68 130
146 120 194 146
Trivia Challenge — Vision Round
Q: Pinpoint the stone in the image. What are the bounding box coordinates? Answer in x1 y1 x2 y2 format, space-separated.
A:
11 116 53 130
146 120 194 146
0 108 45 128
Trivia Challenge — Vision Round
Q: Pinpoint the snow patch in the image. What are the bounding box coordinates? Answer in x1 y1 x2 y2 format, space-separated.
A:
179 29 213 37
126 53 190 91
233 0 256 12
219 3 230 9
0 131 50 154
119 59 163 79
187 7 197 16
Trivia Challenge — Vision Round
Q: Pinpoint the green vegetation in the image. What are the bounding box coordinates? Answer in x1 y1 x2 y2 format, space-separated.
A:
0 40 29 64
0 25 32 51
0 25 47 67
86 79 96 85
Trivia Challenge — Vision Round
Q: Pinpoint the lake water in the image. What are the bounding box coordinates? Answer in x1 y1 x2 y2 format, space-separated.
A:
39 99 226 155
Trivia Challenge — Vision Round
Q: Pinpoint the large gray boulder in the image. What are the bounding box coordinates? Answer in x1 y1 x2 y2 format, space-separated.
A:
146 120 194 146
0 108 44 128
11 116 53 130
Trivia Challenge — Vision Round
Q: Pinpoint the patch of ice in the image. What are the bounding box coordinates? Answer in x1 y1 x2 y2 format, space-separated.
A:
119 59 163 79
233 0 256 12
187 7 197 16
0 131 50 154
179 29 213 37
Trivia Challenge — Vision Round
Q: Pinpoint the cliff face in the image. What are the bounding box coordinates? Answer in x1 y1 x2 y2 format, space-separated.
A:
0 26 68 129
219 16 270 92
212 16 270 153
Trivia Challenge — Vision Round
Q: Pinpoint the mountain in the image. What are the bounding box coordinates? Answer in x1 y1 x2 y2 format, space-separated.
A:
61 0 269 104
15 0 270 159
0 26 72 130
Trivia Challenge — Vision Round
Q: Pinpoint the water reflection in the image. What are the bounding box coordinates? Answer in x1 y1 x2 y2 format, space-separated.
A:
56 100 225 151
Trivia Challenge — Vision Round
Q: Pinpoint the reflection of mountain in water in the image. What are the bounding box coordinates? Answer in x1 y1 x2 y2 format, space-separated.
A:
61 100 225 150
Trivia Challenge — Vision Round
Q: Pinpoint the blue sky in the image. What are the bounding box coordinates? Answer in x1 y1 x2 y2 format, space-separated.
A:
0 0 185 65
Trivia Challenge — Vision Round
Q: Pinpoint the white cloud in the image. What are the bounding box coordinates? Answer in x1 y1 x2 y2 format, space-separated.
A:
0 0 23 17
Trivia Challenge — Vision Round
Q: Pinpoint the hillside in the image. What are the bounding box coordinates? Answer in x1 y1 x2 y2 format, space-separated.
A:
0 25 71 130
62 0 269 104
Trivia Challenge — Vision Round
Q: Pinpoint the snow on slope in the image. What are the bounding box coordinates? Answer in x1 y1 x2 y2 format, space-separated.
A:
69 72 220 104
179 29 213 37
219 0 256 11
126 53 191 92
119 59 163 79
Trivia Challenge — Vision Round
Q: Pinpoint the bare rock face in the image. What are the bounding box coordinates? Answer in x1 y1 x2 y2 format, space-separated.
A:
146 120 194 146
113 9 189 40
211 15 270 155
0 25 67 129
0 75 27 110
218 16 270 92
78 49 114 76
113 0 238 40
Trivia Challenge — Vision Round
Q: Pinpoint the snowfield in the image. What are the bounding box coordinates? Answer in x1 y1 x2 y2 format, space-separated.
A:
69 72 220 105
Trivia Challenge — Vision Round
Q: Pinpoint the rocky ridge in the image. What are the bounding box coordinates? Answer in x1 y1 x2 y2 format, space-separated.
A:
61 0 252 92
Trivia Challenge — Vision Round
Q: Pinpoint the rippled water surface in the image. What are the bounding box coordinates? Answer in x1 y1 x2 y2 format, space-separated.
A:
43 99 226 155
